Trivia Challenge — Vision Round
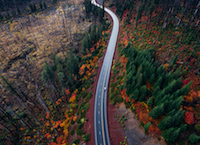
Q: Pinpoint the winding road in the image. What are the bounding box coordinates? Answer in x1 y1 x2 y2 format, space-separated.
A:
92 0 119 145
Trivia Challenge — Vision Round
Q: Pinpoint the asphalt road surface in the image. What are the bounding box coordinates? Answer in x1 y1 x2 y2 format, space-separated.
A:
92 1 119 145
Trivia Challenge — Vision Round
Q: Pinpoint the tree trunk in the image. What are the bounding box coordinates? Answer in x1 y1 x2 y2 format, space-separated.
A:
13 109 31 129
14 83 40 109
0 122 13 135
35 83 51 114
15 96 42 128
49 119 59 137
0 106 18 129
189 1 200 26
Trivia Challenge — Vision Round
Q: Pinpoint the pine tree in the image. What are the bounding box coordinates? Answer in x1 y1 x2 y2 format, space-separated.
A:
82 34 89 54
29 4 33 12
44 2 47 9
40 1 43 10
144 122 151 133
165 96 182 113
169 54 178 69
147 97 154 108
149 103 164 119
0 14 3 21
158 110 185 130
189 134 200 144
149 73 155 84
155 89 165 105
133 89 139 101
165 80 176 94
138 85 146 102
33 3 36 12
53 0 57 4
162 127 181 142
17 7 20 15
180 81 192 96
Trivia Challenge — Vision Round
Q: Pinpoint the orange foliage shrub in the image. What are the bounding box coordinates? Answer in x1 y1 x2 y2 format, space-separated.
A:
73 116 77 122
65 89 70 95
79 65 85 75
63 129 69 138
184 111 195 125
139 112 149 125
54 120 62 128
148 124 162 136
69 93 76 103
185 72 200 89
120 89 127 100
184 95 193 102
146 81 152 89
44 133 51 139
163 63 169 70
56 136 64 144
184 106 194 112
56 99 62 105
46 112 50 119
135 102 151 125
90 47 95 52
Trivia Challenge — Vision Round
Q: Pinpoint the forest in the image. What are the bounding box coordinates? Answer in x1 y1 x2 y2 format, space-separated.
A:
108 0 200 144
0 0 200 144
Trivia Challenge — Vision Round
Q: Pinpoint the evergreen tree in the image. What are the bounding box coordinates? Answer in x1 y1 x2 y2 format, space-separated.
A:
44 2 47 9
133 89 139 100
158 110 185 130
189 134 200 144
0 14 3 21
17 7 20 15
138 85 146 102
40 1 43 10
149 103 165 119
53 0 57 4
169 54 178 69
91 25 97 44
162 127 181 142
144 122 151 133
147 97 154 108
84 0 92 16
149 73 155 84
82 33 89 54
180 81 192 96
29 4 33 12
33 3 36 12
165 96 182 112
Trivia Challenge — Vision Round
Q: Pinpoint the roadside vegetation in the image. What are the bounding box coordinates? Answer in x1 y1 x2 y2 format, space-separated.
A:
108 0 200 144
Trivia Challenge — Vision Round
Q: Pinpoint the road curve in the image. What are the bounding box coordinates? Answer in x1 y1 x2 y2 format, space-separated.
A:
92 1 119 145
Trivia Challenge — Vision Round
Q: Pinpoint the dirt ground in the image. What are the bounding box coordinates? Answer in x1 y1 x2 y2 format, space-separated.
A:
117 103 166 145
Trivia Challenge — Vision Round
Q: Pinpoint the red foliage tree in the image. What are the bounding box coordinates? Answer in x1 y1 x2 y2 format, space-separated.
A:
184 111 195 125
